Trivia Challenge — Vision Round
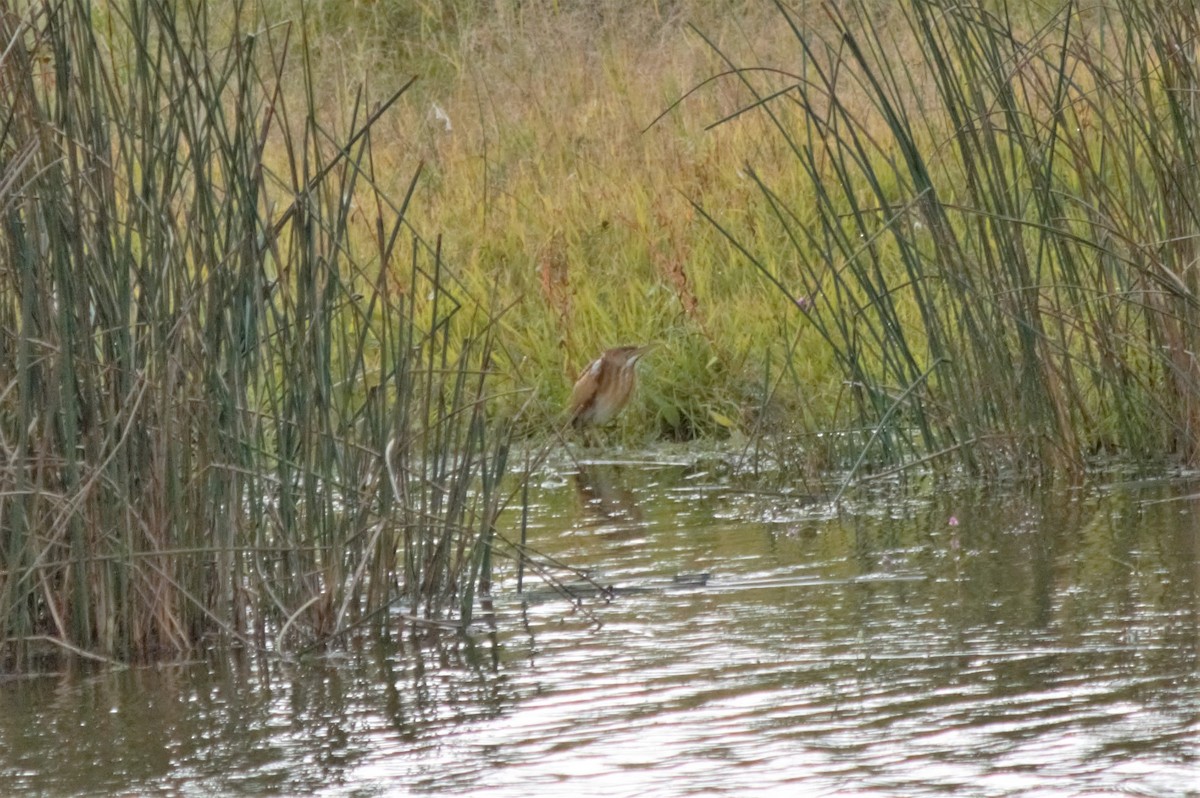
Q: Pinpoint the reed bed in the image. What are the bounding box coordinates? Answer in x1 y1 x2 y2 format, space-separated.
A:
6 0 1200 667
700 0 1200 477
0 0 512 669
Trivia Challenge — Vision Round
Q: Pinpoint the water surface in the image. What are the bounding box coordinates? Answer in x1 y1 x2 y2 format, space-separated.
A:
2 456 1198 796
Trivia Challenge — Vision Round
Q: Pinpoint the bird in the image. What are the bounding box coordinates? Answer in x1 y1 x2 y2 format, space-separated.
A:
567 345 651 428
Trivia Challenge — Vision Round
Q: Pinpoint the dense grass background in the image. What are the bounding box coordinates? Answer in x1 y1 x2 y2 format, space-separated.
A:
5 0 1200 666
302 0 1200 476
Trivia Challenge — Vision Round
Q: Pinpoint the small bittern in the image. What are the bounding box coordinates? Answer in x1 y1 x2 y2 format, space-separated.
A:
568 345 651 428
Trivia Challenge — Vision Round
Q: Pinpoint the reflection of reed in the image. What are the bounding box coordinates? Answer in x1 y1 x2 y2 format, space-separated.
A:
572 463 644 527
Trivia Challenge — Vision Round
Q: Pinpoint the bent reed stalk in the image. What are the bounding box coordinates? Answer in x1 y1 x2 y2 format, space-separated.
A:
0 0 512 669
704 0 1200 478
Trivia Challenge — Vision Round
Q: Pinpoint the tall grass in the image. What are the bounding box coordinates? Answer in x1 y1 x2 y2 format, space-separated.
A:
702 0 1200 476
0 0 511 669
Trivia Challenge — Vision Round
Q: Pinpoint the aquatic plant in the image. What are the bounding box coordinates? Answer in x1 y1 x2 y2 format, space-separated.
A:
0 0 512 668
9 0 1200 668
698 0 1200 477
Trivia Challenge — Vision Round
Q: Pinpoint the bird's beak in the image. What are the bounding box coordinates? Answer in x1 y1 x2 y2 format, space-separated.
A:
630 343 654 364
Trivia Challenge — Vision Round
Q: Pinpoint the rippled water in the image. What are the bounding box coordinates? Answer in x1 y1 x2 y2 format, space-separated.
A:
3 456 1199 796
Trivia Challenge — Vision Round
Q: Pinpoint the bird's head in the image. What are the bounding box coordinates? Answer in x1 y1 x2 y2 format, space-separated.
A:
611 343 654 369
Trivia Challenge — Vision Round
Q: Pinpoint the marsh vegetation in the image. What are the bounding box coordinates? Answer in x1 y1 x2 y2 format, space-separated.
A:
3 0 1200 667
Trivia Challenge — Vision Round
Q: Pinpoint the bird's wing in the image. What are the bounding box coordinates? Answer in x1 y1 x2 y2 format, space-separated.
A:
568 357 603 419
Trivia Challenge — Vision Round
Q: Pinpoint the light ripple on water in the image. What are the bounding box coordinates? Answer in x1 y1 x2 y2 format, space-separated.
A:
2 464 1200 796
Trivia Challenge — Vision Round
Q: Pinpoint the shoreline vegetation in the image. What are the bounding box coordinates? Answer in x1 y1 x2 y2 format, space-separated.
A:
3 0 1199 666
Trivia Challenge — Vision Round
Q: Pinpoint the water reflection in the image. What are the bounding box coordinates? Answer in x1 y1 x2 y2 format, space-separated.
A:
1 462 1199 796
572 461 645 528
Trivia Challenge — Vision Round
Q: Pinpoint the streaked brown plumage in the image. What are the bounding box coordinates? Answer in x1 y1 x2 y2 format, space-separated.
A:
568 345 650 428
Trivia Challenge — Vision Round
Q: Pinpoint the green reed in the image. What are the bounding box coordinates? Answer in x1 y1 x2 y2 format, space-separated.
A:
0 0 512 669
707 0 1200 477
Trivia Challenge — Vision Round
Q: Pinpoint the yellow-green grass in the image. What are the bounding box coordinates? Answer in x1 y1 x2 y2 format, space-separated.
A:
58 0 1200 457
240 1 856 442
252 0 1200 474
